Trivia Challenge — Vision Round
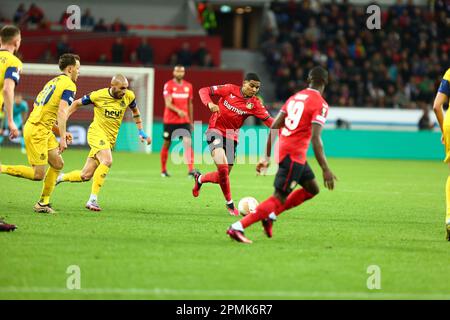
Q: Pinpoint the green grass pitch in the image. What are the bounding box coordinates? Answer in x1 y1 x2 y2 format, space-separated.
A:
1 147 450 299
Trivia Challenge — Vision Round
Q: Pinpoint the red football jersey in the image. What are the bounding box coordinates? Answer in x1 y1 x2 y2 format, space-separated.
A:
163 79 193 124
198 84 273 141
277 88 329 164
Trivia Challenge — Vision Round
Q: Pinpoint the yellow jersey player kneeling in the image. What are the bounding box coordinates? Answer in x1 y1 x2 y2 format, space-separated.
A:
1 53 79 214
56 74 152 211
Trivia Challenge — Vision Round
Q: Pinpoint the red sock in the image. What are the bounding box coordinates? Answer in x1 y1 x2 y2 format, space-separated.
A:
217 164 231 202
185 147 194 172
201 171 219 184
276 189 315 216
161 145 169 172
241 196 282 228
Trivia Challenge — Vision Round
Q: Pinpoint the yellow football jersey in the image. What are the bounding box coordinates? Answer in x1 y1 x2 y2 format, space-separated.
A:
0 50 23 113
81 88 136 143
27 74 76 131
439 68 450 126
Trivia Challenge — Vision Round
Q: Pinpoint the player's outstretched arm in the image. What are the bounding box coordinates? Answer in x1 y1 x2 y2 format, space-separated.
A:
433 92 448 134
311 123 337 190
257 112 285 175
3 78 18 139
131 106 151 145
67 98 83 118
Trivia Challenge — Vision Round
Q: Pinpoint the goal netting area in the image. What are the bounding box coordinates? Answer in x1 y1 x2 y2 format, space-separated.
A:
8 64 154 153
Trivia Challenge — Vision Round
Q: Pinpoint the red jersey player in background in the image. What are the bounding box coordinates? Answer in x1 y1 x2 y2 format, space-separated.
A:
195 73 274 216
227 66 337 243
161 65 197 177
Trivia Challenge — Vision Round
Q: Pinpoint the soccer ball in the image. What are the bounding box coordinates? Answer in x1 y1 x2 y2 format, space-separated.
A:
238 197 259 216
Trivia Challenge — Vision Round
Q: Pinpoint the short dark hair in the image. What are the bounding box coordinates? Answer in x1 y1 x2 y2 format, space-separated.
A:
244 73 260 82
307 66 328 86
0 25 20 44
58 53 80 71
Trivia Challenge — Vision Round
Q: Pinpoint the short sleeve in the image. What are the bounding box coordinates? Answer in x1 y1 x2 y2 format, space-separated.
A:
81 94 92 105
61 90 75 105
163 82 171 98
311 102 329 126
209 84 232 97
438 69 450 97
4 67 20 85
253 100 271 121
128 90 137 108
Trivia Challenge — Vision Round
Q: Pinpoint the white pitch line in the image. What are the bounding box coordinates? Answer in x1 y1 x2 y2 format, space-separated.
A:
0 287 449 299
106 177 438 197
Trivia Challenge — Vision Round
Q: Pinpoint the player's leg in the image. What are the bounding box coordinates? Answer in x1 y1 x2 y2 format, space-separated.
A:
446 163 450 241
1 123 46 181
443 127 450 240
57 157 98 184
275 163 319 216
34 140 64 214
227 156 302 242
86 148 112 211
161 124 172 177
182 135 195 176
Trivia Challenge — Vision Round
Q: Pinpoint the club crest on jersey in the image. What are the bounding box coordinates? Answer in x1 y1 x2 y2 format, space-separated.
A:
184 87 189 92
246 103 254 110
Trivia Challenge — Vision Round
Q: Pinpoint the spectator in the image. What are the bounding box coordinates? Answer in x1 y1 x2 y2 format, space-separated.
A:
59 10 71 27
26 3 44 25
111 37 125 63
176 42 193 66
39 48 56 64
201 1 217 35
136 38 153 65
418 105 434 131
110 18 128 33
93 18 108 32
97 53 109 64
56 35 72 58
13 4 27 25
81 9 95 28
193 41 210 66
202 53 214 67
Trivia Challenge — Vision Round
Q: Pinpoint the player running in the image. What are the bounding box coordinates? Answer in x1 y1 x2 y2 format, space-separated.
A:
0 53 79 214
432 67 450 241
56 74 152 211
160 65 196 177
194 73 274 216
0 25 22 140
226 66 337 243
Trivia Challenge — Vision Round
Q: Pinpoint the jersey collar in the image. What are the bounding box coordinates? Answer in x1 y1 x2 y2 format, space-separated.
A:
173 79 184 85
108 88 117 99
306 88 321 94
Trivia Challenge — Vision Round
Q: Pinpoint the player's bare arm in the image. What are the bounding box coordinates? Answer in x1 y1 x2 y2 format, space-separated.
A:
67 97 84 118
311 123 336 190
3 78 18 139
433 92 448 143
57 100 69 154
165 96 186 118
257 112 285 175
131 106 152 145
189 98 193 127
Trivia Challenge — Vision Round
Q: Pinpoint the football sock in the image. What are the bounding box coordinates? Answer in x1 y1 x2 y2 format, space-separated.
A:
62 170 83 182
1 165 35 180
241 196 282 229
39 167 60 205
92 163 110 196
276 189 315 216
446 176 450 223
200 171 219 184
161 145 169 172
217 164 231 202
185 147 194 172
